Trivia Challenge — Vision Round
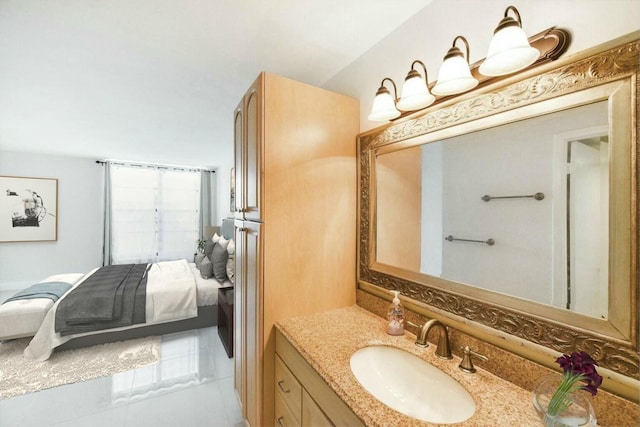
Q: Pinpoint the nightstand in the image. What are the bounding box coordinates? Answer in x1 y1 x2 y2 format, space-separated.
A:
217 286 234 358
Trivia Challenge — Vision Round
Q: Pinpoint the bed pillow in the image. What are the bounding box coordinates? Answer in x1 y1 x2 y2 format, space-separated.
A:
217 236 230 251
204 238 215 260
226 257 235 284
199 257 213 279
211 233 221 244
225 239 235 284
211 243 229 283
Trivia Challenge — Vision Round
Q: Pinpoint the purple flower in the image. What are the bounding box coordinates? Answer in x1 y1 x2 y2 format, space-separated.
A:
555 351 603 396
543 351 602 419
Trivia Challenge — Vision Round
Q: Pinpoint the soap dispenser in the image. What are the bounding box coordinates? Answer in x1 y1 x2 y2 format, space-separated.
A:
387 291 405 336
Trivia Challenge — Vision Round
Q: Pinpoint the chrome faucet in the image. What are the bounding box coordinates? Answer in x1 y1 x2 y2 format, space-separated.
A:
407 319 452 359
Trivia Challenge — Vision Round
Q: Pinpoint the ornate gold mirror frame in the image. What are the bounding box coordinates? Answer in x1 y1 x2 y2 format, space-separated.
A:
357 33 639 398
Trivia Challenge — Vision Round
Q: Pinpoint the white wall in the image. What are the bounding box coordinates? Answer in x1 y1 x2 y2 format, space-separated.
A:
323 0 640 131
416 101 607 307
0 151 104 292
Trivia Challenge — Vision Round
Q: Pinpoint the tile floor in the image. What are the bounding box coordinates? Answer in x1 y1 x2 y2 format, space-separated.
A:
0 325 244 427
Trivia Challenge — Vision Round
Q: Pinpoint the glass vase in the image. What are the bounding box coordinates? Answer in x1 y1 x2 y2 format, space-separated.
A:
532 375 597 427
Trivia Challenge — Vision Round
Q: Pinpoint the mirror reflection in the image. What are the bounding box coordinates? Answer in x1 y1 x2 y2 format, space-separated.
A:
376 100 609 320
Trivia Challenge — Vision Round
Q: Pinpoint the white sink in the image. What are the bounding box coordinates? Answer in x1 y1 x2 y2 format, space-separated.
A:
349 345 476 424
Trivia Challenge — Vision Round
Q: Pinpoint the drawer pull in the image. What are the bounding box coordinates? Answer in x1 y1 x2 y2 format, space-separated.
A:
277 416 285 427
277 380 290 393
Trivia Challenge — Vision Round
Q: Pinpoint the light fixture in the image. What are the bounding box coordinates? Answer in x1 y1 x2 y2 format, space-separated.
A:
397 60 435 111
368 77 400 121
432 36 479 96
479 5 540 76
432 36 478 96
367 6 568 122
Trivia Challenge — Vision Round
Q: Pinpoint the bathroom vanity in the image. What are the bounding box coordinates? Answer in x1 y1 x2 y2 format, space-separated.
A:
275 306 542 426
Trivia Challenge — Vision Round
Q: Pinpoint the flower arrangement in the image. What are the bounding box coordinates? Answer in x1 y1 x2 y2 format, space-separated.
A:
545 351 602 419
196 239 206 254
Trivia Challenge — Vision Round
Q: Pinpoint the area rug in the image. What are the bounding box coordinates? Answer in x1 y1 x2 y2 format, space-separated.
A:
0 336 161 399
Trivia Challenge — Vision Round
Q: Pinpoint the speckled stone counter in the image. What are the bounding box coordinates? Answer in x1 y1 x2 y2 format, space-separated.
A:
275 305 542 427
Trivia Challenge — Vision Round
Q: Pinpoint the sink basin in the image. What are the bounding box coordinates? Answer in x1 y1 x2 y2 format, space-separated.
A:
349 345 475 424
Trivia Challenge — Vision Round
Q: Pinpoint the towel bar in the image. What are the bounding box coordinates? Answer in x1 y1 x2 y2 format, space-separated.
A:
481 192 544 202
445 235 495 246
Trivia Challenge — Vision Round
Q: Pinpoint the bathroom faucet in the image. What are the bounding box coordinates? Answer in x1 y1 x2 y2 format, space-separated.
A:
408 319 452 359
459 346 488 373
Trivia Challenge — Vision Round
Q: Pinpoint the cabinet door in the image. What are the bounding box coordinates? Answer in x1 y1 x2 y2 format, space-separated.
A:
243 77 262 221
234 75 262 221
237 220 262 427
233 101 244 219
233 221 245 415
302 390 333 427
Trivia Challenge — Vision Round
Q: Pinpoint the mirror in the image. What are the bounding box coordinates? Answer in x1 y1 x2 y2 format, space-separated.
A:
358 35 638 379
376 100 610 319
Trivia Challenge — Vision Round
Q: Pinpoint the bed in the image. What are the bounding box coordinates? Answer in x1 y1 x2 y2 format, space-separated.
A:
21 219 235 361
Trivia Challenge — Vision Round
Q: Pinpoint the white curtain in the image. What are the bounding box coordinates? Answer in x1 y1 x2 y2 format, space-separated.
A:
103 162 215 265
199 171 215 238
102 162 112 266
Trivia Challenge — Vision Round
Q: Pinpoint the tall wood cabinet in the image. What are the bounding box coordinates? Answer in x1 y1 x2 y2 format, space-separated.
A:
233 72 359 427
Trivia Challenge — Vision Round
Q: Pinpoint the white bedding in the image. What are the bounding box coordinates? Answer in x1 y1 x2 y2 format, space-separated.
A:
25 260 199 361
0 273 84 340
188 262 231 306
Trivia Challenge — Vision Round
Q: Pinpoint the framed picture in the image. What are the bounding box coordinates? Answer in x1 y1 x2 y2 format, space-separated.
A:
0 176 58 242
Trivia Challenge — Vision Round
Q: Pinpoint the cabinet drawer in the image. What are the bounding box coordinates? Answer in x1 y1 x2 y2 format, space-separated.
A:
302 389 333 427
275 392 301 427
276 330 364 426
275 354 302 421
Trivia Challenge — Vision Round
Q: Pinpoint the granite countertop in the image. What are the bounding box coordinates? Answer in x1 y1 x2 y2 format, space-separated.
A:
275 305 542 427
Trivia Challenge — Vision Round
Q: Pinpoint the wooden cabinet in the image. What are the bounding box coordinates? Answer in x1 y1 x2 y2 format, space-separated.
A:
233 72 359 427
274 353 334 427
275 329 364 427
234 219 262 427
275 392 300 427
302 390 333 427
234 77 261 222
275 355 303 417
275 354 302 426
233 99 243 217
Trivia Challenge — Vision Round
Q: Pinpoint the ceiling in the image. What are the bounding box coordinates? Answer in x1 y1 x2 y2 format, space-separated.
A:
0 0 433 169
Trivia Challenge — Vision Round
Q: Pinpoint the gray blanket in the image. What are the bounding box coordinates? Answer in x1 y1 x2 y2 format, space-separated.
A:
54 264 150 336
3 282 72 304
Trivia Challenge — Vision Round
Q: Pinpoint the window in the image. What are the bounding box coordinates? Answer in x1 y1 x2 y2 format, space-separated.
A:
108 164 207 265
